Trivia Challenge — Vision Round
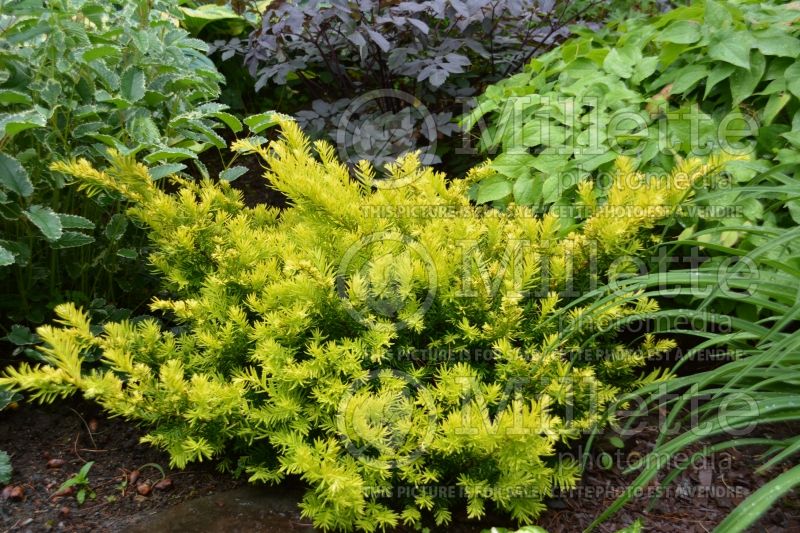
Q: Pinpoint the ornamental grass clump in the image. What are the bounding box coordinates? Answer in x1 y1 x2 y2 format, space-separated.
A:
1 117 742 530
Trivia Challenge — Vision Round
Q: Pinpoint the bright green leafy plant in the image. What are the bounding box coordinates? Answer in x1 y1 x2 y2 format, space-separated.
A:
0 116 742 530
463 0 800 235
0 0 236 325
177 0 266 40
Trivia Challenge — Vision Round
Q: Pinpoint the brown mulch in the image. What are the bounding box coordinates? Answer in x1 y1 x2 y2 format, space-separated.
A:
2 399 798 532
0 400 240 533
536 421 800 533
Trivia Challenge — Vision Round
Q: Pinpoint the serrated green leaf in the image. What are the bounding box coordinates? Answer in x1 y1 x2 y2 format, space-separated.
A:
129 115 161 145
244 112 280 134
105 214 127 241
6 325 36 346
0 244 14 266
220 165 248 182
149 163 186 180
0 450 11 484
58 214 95 230
39 80 61 107
25 205 63 241
0 152 33 197
144 147 196 163
82 44 119 62
120 68 146 103
51 231 95 249
0 110 46 138
213 111 243 133
0 90 32 106
89 133 127 150
94 90 131 109
72 121 104 138
184 121 226 149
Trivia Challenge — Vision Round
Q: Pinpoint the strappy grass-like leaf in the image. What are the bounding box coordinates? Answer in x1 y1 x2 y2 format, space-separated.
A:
579 218 800 531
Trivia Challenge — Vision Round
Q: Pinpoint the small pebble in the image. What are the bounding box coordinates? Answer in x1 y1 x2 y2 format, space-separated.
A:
136 483 152 496
52 486 75 499
47 458 66 469
154 478 173 491
59 506 70 518
2 485 24 501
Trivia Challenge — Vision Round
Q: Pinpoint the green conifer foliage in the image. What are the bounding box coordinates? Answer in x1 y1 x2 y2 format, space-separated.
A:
1 117 742 530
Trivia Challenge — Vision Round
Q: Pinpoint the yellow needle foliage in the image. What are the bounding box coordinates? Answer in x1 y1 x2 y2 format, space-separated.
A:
2 117 743 531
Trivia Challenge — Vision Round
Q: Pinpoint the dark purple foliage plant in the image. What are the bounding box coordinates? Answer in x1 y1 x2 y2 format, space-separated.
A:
214 0 617 171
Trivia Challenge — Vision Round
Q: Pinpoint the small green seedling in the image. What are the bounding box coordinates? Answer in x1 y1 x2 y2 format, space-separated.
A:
599 452 614 470
57 461 95 505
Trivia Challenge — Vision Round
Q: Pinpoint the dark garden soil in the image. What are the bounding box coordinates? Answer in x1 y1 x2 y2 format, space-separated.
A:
536 420 800 533
198 131 288 210
2 399 798 532
0 399 241 532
